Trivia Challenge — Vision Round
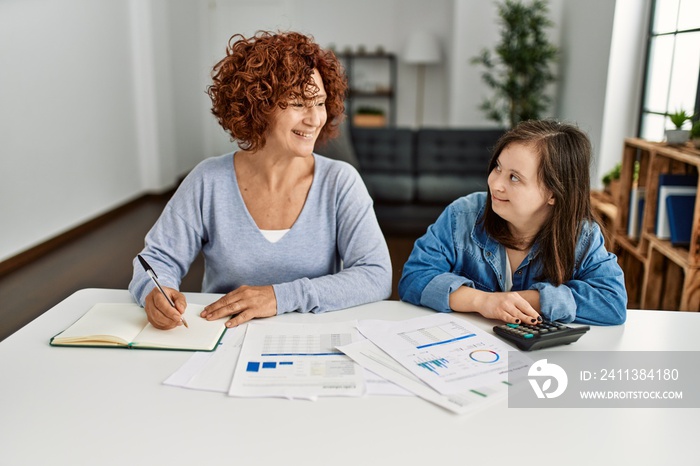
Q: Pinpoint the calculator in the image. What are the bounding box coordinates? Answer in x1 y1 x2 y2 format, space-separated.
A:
493 320 590 351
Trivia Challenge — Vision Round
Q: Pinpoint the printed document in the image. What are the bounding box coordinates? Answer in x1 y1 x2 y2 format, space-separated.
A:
163 323 408 396
338 339 520 414
228 321 365 399
163 324 246 392
363 368 412 396
358 313 521 395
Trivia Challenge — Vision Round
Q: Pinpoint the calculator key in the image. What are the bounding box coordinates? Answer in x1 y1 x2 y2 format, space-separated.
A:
493 320 591 351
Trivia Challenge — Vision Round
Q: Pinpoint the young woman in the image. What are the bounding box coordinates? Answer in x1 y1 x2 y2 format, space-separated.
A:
129 31 391 330
399 120 626 325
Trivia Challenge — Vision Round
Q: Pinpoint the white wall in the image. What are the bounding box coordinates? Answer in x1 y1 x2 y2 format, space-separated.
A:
0 0 646 262
448 0 500 128
166 0 213 173
205 0 453 131
596 0 651 188
0 1 143 261
556 0 649 188
555 0 617 185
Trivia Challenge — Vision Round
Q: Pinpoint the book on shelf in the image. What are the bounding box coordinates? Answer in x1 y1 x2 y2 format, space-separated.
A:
666 195 696 246
656 174 698 240
50 302 227 351
627 187 646 240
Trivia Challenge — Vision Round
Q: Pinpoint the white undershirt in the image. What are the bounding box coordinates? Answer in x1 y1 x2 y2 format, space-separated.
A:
260 229 290 243
504 250 513 291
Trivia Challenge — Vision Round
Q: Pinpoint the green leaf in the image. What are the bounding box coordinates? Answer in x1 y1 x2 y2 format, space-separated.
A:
470 0 558 127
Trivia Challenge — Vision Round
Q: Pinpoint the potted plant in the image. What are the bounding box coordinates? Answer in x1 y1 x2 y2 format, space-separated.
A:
471 0 558 128
353 106 386 127
602 161 639 201
665 109 693 145
690 120 700 149
602 163 622 201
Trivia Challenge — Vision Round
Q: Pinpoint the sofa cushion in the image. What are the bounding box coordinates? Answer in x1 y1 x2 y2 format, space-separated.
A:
413 129 503 204
351 128 414 173
363 174 414 203
314 119 360 169
416 175 487 204
415 129 503 174
352 127 416 203
373 204 447 236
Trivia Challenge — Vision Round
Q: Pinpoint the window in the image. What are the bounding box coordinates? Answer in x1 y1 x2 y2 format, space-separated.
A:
639 0 700 140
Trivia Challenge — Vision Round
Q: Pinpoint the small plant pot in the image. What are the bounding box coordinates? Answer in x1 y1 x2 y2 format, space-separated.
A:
666 129 690 145
605 179 621 202
353 114 386 127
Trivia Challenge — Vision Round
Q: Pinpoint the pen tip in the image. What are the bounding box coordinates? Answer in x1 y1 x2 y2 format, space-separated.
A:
137 254 148 271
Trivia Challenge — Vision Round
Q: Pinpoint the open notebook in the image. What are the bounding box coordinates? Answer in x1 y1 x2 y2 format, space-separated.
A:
50 302 227 351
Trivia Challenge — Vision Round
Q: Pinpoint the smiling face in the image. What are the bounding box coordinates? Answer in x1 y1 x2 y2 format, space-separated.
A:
265 69 328 159
487 142 555 237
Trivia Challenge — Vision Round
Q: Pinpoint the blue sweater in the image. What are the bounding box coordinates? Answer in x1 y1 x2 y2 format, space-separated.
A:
399 192 627 325
129 153 392 314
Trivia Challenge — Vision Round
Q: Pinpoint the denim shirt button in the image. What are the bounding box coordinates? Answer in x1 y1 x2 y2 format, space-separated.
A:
485 251 491 257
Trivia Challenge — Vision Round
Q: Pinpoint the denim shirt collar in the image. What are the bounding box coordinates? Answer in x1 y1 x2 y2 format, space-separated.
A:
471 203 540 289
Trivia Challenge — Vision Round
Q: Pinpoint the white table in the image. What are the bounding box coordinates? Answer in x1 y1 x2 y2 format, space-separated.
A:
1 289 698 466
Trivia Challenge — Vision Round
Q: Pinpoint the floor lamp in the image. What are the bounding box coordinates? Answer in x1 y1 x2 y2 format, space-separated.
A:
403 31 441 128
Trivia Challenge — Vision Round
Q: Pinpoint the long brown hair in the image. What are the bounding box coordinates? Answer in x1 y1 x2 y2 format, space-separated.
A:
481 120 594 285
207 31 347 152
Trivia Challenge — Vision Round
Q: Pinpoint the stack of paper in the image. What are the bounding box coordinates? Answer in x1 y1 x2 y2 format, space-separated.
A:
165 321 366 400
164 313 530 414
341 314 530 414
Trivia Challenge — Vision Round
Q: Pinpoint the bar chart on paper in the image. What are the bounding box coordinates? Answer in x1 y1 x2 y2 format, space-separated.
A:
229 322 365 398
358 314 516 395
399 321 503 376
337 338 514 415
243 331 354 378
415 356 450 375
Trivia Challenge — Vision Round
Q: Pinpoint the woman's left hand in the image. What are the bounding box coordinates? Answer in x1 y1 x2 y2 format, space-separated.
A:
201 285 277 327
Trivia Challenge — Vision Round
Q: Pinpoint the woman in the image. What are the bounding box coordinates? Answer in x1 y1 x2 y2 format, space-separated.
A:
129 31 391 329
399 120 626 325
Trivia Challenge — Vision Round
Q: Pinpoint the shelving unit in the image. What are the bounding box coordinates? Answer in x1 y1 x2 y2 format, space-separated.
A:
605 138 700 311
591 190 618 250
338 53 397 127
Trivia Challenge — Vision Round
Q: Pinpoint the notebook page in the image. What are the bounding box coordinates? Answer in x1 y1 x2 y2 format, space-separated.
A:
132 304 227 350
54 303 148 345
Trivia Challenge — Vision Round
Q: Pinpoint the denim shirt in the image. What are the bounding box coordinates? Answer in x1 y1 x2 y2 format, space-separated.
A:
399 192 627 325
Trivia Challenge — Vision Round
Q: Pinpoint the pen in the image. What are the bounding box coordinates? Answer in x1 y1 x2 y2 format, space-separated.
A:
137 254 189 328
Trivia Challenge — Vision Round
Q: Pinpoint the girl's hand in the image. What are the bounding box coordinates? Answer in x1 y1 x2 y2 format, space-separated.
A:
449 287 541 324
474 290 542 324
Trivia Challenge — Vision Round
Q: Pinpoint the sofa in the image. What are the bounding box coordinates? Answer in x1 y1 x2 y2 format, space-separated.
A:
349 127 505 236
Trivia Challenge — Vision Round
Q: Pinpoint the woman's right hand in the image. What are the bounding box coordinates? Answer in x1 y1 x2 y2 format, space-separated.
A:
449 287 541 325
144 286 188 329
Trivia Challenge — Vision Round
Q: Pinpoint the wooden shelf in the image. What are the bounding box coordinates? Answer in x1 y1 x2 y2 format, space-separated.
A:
611 138 700 311
616 235 647 263
348 90 394 98
591 190 618 220
590 190 618 250
339 53 397 127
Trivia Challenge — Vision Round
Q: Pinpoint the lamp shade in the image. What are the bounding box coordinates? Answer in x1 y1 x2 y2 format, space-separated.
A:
403 31 441 64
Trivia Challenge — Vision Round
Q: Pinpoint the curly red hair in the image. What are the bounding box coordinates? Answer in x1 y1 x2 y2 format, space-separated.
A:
207 31 347 152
